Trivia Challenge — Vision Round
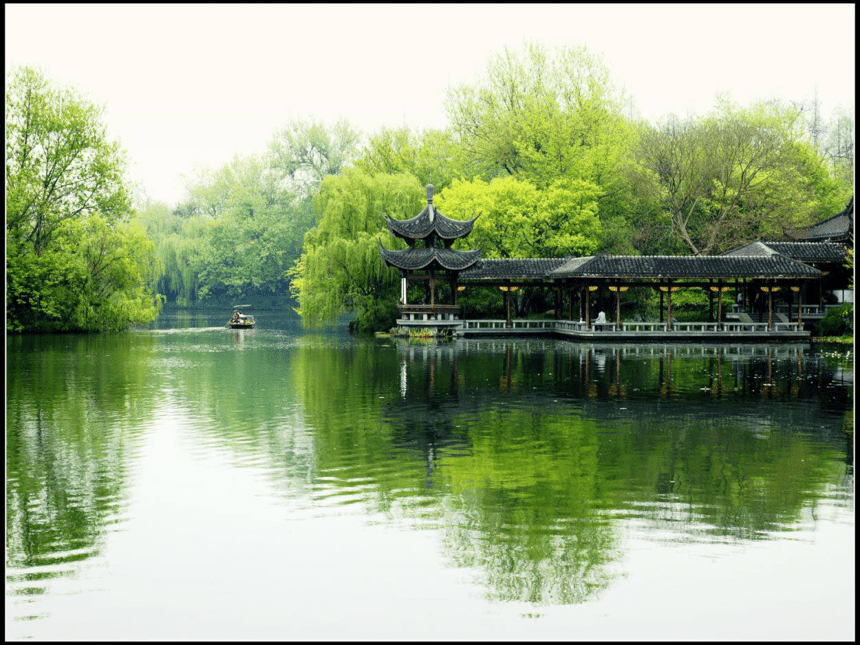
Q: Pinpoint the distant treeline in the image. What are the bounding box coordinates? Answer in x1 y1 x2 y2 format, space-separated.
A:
6 43 854 332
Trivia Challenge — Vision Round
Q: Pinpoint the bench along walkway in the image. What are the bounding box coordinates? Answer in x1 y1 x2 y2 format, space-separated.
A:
456 319 810 341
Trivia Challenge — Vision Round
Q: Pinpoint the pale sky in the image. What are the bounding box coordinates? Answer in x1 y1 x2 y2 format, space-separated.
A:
5 3 855 207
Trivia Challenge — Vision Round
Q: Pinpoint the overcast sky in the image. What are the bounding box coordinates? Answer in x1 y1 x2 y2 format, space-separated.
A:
6 3 855 207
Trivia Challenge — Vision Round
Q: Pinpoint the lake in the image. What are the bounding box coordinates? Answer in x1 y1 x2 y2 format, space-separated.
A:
6 308 854 640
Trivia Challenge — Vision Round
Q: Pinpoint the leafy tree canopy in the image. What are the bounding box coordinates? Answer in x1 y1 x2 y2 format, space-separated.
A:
6 66 161 332
291 169 424 331
437 175 602 259
630 97 848 255
354 126 463 192
445 42 633 191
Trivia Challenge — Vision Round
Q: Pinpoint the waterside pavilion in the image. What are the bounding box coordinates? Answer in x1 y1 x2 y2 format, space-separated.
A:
379 189 853 342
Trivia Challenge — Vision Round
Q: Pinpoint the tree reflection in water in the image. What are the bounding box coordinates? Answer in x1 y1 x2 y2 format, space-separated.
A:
6 333 852 608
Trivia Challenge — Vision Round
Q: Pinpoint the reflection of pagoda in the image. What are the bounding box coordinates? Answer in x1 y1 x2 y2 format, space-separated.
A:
379 184 481 330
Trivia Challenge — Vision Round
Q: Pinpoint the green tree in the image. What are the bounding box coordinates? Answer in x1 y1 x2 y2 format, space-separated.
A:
155 152 314 307
355 126 463 191
7 216 162 332
632 97 844 255
290 169 423 331
267 117 361 196
6 66 131 256
6 66 162 332
132 200 206 306
823 104 854 199
445 42 633 191
436 175 602 259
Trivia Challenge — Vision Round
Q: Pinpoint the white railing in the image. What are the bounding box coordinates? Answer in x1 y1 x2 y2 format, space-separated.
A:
775 304 822 315
459 319 807 334
622 321 668 332
460 319 556 331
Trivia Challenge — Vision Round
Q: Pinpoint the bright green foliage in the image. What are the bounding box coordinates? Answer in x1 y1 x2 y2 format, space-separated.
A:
138 153 314 307
6 66 161 332
632 98 848 255
7 216 162 332
291 169 423 331
354 126 463 191
445 43 633 190
132 201 206 306
188 154 310 304
437 175 601 259
6 66 132 256
817 303 854 337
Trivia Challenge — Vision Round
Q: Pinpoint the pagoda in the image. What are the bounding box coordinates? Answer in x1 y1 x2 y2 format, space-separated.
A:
379 184 481 329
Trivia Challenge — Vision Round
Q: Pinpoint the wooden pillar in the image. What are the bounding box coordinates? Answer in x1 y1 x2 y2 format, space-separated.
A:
505 287 511 327
430 273 436 307
568 288 574 320
818 276 823 309
580 287 585 321
615 286 621 331
797 288 803 330
554 288 561 320
659 288 664 323
585 289 591 330
767 288 773 331
667 284 673 331
717 287 723 331
708 282 714 321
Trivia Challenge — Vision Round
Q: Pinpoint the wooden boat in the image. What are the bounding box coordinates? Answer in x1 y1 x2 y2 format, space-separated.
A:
227 305 256 329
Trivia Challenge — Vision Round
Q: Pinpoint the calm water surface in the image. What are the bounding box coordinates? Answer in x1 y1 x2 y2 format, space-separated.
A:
6 309 854 640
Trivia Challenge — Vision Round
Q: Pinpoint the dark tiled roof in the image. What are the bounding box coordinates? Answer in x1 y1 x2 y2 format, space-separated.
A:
723 239 847 263
385 205 476 241
550 254 821 279
721 241 779 257
459 257 569 281
759 242 846 263
379 245 481 271
799 196 853 242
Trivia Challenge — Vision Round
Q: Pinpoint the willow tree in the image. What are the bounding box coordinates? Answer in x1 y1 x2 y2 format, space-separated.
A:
290 169 423 332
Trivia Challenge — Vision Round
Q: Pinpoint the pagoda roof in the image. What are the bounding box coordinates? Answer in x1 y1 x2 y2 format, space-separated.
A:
378 245 482 272
797 196 853 242
385 204 477 241
550 254 821 280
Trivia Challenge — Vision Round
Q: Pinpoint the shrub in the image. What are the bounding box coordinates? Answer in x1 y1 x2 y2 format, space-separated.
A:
817 303 854 337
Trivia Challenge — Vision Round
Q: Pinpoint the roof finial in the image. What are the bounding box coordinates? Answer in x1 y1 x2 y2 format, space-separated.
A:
426 184 434 204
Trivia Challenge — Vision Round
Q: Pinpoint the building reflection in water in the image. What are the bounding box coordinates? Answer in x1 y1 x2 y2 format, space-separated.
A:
380 338 851 603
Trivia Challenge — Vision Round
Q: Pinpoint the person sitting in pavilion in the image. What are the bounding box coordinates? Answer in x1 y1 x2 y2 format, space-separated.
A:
594 311 606 325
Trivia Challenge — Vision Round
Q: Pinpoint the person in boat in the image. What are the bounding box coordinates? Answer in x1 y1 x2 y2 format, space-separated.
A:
231 311 241 324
